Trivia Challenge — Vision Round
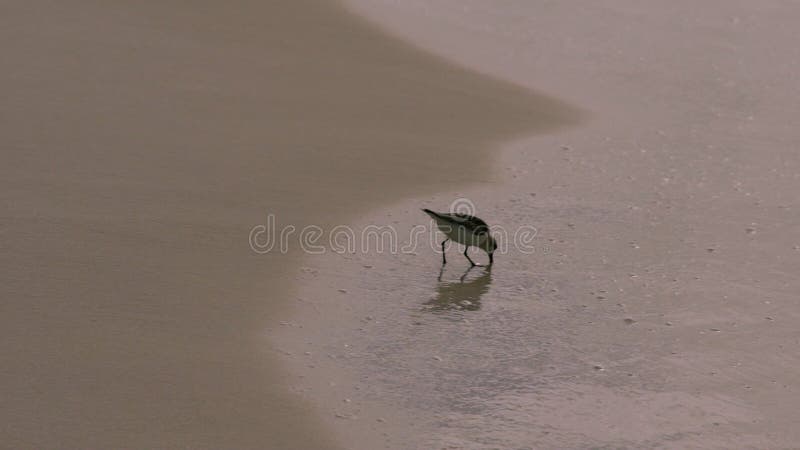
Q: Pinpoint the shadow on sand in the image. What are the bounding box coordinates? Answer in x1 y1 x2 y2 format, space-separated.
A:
424 265 492 312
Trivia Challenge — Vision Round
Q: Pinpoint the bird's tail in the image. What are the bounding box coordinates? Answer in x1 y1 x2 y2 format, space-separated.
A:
422 208 440 219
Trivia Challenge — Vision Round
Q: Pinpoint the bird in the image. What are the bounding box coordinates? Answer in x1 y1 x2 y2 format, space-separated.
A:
422 209 497 266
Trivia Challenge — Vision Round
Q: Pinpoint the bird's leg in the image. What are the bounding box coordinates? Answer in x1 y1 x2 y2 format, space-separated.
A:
464 246 477 267
488 252 494 265
441 239 449 265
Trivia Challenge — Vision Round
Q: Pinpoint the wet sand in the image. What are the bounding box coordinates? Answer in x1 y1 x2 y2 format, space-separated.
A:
277 1 800 448
1 1 579 448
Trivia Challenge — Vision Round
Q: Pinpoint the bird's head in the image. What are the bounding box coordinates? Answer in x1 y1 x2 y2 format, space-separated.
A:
481 234 497 260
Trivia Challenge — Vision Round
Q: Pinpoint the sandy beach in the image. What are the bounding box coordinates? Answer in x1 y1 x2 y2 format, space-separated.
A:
282 1 800 448
4 0 800 449
1 1 577 448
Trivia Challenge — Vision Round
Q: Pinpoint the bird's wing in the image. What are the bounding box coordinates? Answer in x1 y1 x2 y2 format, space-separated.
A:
451 213 490 234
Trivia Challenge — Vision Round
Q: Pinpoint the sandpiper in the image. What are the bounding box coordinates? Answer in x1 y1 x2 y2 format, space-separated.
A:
423 209 497 266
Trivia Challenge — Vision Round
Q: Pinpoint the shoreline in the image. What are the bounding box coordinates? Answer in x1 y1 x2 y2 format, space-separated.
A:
11 0 797 447
1 1 580 447
285 0 800 447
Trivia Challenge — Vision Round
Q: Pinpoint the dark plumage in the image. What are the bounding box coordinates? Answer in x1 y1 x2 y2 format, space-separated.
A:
422 209 497 266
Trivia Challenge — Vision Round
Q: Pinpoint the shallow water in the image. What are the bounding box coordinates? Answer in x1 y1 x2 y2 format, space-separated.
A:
277 2 800 446
0 1 581 446
276 131 798 448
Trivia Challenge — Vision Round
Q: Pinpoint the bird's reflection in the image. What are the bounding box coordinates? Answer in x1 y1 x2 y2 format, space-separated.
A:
424 265 492 312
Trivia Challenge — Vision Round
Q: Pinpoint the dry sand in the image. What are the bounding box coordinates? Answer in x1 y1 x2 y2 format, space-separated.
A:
1 1 579 448
6 0 800 448
273 1 800 448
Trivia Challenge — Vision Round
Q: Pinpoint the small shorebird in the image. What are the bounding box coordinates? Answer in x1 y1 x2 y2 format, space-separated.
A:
423 209 497 266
